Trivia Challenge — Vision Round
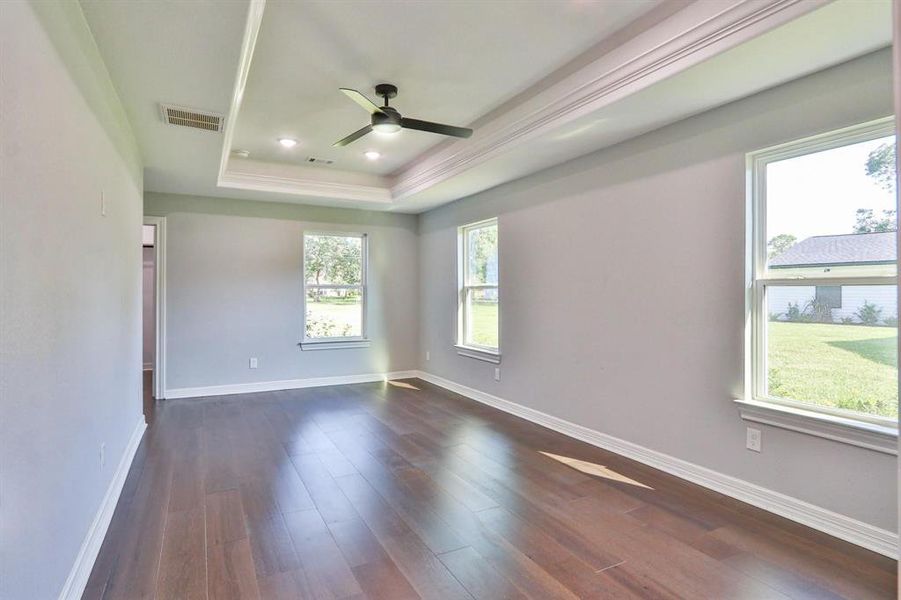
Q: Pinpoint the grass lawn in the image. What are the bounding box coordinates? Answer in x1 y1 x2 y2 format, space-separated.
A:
768 321 897 418
307 297 500 344
470 301 498 348
307 299 896 419
306 296 361 337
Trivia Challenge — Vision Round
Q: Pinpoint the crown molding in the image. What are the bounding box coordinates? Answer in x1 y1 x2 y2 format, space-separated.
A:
217 0 831 209
214 0 393 206
389 0 828 202
219 169 392 204
216 0 266 185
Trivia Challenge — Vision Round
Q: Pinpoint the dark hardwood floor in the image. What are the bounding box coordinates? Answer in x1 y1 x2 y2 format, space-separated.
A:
84 378 897 599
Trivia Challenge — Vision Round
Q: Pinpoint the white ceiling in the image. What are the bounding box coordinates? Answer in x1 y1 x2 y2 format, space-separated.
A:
233 0 660 176
80 0 894 214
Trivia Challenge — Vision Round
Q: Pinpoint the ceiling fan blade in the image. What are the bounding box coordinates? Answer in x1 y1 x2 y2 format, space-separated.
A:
332 125 372 147
400 118 473 139
340 88 383 115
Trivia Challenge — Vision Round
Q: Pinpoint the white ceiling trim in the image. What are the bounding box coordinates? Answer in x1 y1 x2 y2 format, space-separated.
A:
217 0 266 187
216 0 829 209
389 0 828 203
219 169 392 204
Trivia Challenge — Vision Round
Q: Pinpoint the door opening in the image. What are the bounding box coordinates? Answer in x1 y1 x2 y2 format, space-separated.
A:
142 216 166 421
142 223 156 422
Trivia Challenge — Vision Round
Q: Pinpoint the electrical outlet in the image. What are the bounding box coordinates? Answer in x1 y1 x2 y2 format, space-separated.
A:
99 442 106 470
494 367 500 382
249 357 258 369
425 351 430 361
746 427 761 452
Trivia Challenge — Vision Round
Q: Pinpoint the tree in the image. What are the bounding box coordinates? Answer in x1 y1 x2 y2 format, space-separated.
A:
468 226 498 283
767 234 796 259
304 235 362 301
853 208 896 233
865 142 896 194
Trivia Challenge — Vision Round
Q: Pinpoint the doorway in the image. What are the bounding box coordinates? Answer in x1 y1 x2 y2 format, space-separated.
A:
142 223 156 421
142 216 166 422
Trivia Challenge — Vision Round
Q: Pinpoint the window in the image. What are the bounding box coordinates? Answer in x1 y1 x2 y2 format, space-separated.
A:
457 218 499 361
814 286 842 309
301 232 368 348
747 118 897 432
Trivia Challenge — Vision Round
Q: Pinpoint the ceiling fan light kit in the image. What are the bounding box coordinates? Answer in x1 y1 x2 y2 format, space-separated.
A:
333 83 473 147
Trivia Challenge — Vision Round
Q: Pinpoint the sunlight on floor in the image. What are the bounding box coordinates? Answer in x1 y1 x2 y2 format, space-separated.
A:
539 451 653 489
387 380 420 391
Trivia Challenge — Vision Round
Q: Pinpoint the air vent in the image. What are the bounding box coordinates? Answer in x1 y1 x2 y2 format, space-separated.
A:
159 104 224 132
307 157 335 166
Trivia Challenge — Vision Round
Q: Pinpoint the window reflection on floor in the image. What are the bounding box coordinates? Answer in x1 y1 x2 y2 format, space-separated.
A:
539 451 653 489
387 380 420 391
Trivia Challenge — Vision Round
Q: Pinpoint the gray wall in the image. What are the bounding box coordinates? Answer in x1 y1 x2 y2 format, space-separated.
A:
0 2 144 598
418 49 898 532
145 193 420 391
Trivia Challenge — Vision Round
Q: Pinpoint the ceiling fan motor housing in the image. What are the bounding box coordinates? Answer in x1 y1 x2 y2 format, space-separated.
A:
372 106 402 132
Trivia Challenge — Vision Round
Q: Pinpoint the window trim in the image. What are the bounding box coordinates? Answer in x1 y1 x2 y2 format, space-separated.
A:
744 117 898 442
457 218 501 361
734 398 897 455
300 231 369 349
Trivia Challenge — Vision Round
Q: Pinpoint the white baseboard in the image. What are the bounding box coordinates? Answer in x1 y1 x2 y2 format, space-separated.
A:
165 370 420 399
58 417 147 600
414 370 899 558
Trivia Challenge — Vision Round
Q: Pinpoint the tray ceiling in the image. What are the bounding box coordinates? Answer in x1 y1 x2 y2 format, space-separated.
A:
232 0 660 176
80 0 893 213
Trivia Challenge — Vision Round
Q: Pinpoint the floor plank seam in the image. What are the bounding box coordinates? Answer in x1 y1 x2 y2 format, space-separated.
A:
153 451 173 596
595 559 627 574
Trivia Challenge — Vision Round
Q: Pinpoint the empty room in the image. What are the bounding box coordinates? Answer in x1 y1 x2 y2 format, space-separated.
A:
2 0 900 598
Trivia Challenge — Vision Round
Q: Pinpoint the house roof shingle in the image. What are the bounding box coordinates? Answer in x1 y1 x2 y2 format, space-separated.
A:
770 231 896 268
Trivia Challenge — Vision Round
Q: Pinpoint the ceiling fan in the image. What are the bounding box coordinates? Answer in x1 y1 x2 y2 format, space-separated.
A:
333 83 473 147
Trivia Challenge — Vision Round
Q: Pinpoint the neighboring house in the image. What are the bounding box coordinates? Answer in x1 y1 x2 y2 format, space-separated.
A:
769 231 897 324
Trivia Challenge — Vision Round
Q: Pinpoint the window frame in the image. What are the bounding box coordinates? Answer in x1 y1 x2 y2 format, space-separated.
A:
300 231 370 350
744 117 897 436
456 218 500 362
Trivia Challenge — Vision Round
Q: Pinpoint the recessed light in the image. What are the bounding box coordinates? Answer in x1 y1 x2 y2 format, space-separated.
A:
364 150 381 161
278 138 298 148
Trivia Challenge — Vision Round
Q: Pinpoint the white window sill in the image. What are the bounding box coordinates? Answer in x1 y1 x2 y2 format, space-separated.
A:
455 345 501 364
299 339 371 351
735 399 897 455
